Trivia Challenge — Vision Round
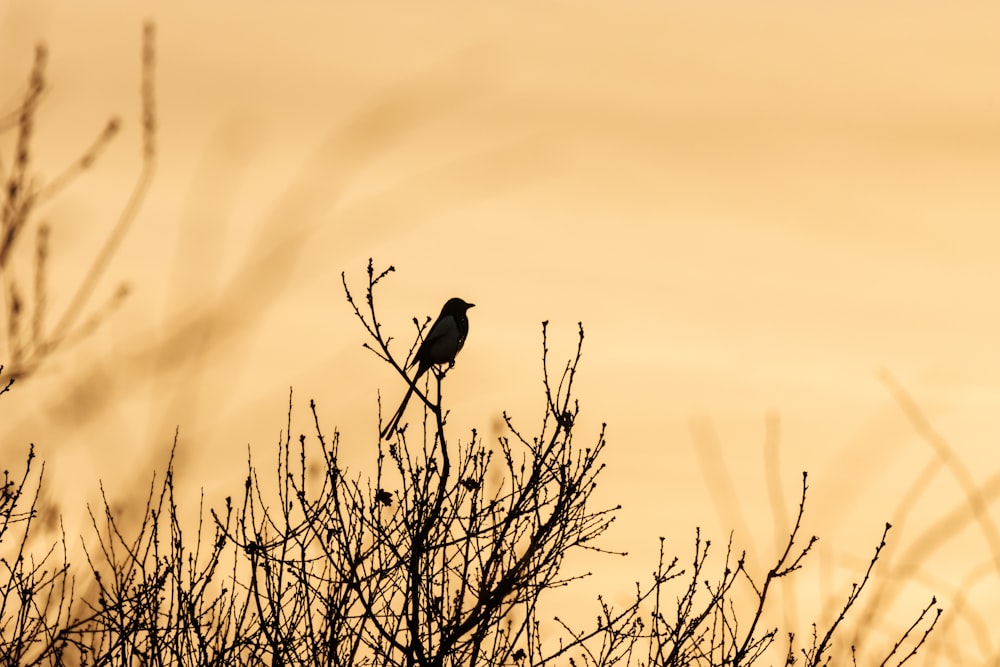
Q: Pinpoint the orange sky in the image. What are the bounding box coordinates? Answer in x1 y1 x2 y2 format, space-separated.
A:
2 1 1000 661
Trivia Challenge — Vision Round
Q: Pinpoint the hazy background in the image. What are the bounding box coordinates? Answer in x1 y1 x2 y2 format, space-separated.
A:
2 0 999 661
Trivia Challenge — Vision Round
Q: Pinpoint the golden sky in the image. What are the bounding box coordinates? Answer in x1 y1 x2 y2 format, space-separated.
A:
2 0 1000 661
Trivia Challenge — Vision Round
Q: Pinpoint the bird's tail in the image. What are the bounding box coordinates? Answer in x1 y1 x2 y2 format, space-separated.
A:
380 381 417 439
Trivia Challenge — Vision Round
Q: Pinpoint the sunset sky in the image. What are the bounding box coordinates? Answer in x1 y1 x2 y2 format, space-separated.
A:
2 1 999 661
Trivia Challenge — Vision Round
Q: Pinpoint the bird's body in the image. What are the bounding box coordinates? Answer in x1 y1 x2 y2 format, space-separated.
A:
380 297 474 438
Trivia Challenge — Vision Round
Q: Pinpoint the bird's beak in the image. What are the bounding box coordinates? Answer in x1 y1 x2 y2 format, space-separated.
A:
468 303 476 308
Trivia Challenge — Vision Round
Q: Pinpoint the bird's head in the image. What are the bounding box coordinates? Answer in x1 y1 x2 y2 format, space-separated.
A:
442 297 475 315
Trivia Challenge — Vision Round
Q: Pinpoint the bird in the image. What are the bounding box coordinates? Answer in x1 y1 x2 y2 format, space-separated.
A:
380 297 475 439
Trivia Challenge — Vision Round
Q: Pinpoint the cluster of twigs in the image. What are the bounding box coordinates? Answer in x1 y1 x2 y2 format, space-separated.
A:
0 437 252 664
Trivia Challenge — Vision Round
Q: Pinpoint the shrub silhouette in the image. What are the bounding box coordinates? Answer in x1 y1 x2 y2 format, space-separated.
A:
0 263 941 665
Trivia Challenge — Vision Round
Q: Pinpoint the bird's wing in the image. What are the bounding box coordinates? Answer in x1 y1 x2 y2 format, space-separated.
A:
411 315 461 368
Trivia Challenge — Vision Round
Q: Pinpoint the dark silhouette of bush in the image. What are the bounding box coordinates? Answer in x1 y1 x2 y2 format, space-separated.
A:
0 263 941 665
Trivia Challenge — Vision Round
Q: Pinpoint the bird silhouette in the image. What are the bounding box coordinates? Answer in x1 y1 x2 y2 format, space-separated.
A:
380 297 475 439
